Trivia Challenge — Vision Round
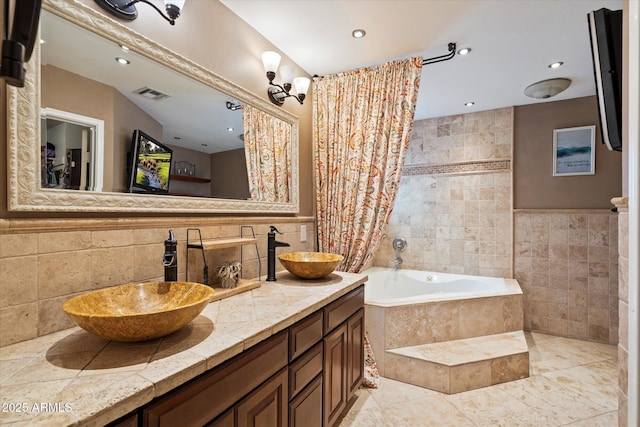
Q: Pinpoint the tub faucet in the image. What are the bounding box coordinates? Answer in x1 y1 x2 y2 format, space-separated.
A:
267 226 290 282
162 229 178 282
392 237 407 268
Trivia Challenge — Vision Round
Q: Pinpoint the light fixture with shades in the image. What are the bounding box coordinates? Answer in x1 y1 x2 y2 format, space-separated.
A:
94 0 186 25
524 78 571 99
262 51 311 106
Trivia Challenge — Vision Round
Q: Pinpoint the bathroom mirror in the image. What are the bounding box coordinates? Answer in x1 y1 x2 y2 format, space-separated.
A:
7 0 299 213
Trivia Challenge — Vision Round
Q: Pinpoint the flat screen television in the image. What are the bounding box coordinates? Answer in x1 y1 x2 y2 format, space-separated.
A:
588 8 623 151
128 129 173 194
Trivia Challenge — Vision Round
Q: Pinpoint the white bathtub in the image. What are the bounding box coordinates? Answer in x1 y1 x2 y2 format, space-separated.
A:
363 266 524 378
363 266 519 306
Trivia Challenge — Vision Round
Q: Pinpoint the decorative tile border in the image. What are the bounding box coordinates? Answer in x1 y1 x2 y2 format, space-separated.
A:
403 160 511 176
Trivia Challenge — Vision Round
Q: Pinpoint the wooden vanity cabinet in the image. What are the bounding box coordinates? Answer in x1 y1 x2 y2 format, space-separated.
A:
114 285 364 427
323 287 365 427
143 331 288 427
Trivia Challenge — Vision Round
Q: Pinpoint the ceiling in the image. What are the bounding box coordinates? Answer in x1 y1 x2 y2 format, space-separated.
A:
220 0 623 120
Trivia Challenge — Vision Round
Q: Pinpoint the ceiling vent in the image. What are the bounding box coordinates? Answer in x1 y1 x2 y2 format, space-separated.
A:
133 87 170 101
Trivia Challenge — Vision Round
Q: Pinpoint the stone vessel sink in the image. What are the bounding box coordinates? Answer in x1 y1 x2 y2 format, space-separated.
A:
62 282 215 342
278 252 344 279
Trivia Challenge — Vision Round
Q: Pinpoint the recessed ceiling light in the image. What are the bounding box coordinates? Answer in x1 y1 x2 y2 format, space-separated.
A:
115 57 130 65
352 29 366 38
548 61 564 69
227 127 234 132
201 143 208 147
174 136 181 140
458 47 471 55
465 101 475 107
119 44 130 52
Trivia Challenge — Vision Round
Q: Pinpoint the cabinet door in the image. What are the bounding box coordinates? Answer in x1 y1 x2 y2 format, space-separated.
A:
347 309 364 399
237 368 288 427
289 375 323 427
323 323 347 427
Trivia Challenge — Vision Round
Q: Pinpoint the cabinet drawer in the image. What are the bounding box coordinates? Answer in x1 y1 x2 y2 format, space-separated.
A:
289 310 323 361
288 341 323 400
143 331 288 427
289 374 323 427
323 286 364 334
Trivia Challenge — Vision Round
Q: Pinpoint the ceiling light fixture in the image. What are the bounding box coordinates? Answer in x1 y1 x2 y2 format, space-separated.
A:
94 0 186 25
115 57 130 65
548 61 564 69
524 78 571 99
465 101 475 107
458 47 471 55
261 51 311 106
352 29 366 38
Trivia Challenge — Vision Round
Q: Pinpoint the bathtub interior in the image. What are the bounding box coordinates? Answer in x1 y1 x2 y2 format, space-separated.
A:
363 266 522 306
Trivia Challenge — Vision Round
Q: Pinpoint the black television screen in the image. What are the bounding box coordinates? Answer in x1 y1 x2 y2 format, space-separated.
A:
588 8 623 151
128 130 172 194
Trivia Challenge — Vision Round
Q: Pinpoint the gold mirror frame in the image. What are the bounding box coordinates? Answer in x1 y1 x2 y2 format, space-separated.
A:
7 0 299 214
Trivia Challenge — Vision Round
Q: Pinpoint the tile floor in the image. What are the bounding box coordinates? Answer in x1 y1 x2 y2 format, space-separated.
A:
339 332 618 426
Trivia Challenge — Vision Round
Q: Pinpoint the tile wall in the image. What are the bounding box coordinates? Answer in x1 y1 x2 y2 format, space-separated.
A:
372 107 620 347
614 201 628 426
0 218 315 347
373 107 513 278
513 211 619 344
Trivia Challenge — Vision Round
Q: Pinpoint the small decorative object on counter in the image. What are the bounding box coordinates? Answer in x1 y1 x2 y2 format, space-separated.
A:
217 261 242 288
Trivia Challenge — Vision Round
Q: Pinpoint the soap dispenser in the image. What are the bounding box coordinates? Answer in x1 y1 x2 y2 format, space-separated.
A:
163 229 178 282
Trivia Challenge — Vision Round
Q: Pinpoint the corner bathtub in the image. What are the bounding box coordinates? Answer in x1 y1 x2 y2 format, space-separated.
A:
362 266 524 376
363 266 520 306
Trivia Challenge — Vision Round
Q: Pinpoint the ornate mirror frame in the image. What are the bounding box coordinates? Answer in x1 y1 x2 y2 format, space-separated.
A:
7 0 299 214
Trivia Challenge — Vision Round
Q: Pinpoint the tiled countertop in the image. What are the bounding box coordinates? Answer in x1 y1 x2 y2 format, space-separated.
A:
0 272 367 426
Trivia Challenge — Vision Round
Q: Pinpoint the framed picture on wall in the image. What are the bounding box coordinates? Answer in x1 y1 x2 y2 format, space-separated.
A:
552 125 596 176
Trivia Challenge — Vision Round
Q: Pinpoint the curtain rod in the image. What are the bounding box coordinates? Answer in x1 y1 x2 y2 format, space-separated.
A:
423 43 457 65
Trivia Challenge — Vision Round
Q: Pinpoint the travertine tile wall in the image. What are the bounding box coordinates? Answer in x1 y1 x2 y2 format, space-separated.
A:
373 107 513 278
0 219 315 347
614 203 628 426
513 211 619 344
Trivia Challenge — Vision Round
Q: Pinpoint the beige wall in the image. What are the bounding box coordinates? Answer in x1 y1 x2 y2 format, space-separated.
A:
168 144 213 197
210 148 251 200
514 96 622 209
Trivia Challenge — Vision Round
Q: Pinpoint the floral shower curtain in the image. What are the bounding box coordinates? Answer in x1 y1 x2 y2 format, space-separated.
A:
243 104 291 202
313 57 422 273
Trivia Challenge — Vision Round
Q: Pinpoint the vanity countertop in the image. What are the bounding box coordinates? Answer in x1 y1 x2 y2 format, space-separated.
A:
0 271 367 426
